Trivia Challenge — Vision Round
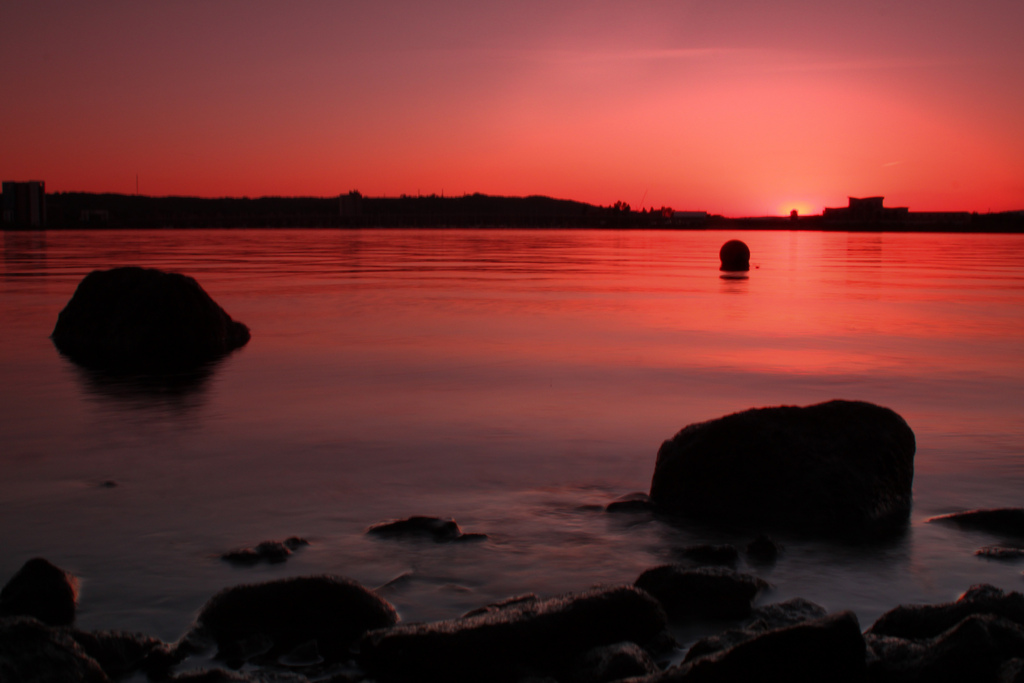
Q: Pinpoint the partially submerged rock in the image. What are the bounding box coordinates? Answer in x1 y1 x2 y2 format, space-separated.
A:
976 546 1024 560
366 516 486 542
51 266 250 371
0 558 79 626
928 508 1024 539
195 576 397 663
606 492 655 513
221 537 309 566
634 565 769 621
357 585 670 683
650 400 915 536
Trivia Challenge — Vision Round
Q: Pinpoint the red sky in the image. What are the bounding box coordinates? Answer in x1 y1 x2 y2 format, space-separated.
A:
2 1 1022 216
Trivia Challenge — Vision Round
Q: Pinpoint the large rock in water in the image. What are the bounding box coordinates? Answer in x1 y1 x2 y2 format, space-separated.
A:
650 400 915 535
51 266 250 371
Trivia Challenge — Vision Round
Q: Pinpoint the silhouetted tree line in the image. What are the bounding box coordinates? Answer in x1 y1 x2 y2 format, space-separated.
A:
39 192 689 229
19 192 1024 232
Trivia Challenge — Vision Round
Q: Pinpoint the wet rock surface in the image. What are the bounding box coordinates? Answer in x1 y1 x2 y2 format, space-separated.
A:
10 554 1024 682
0 617 110 683
683 597 829 661
976 546 1024 560
0 557 79 626
195 576 398 663
366 515 487 542
650 400 916 536
928 508 1024 539
606 492 655 513
864 585 1024 683
634 565 769 621
221 537 309 566
660 611 867 683
358 585 670 683
51 266 250 371
867 584 1024 640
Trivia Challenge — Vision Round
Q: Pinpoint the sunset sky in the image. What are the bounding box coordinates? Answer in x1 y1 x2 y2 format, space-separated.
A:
2 1 1022 216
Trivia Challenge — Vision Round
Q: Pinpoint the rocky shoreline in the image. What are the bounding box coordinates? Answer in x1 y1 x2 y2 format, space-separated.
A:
3 520 1024 683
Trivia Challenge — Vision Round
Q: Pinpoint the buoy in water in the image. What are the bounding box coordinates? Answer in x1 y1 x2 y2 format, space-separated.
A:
719 240 750 272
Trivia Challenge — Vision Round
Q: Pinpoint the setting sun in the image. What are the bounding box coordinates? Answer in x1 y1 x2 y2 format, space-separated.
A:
777 201 821 218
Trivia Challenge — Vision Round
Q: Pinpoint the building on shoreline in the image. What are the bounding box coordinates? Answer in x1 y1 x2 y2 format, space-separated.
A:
823 197 908 224
2 181 46 228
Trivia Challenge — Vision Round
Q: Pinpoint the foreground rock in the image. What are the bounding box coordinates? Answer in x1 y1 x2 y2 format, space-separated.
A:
366 516 486 542
357 585 670 683
683 598 829 661
0 617 109 683
195 576 398 663
868 584 1024 640
650 400 916 536
634 566 769 621
51 266 250 371
866 585 1024 682
649 611 866 682
0 558 78 626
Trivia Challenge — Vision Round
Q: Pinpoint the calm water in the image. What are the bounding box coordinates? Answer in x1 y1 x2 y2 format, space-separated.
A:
2 228 1023 649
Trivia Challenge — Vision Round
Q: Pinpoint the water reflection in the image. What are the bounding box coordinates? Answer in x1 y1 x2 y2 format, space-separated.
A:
719 272 749 293
2 230 47 277
65 357 221 413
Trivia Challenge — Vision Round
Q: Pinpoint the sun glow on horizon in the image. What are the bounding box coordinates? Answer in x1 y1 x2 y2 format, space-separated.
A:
776 201 821 218
0 3 1022 214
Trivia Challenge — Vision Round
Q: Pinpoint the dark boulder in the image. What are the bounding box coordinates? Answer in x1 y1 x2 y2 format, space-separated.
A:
719 240 750 272
195 576 397 663
684 597 828 661
649 400 916 536
867 584 1024 640
0 558 79 626
357 585 670 683
51 266 250 371
67 628 164 680
928 509 1024 539
634 565 769 621
866 613 1024 683
652 611 865 682
366 516 486 542
0 616 110 683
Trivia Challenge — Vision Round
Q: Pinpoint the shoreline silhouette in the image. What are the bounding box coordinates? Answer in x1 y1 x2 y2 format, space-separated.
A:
4 189 1022 232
